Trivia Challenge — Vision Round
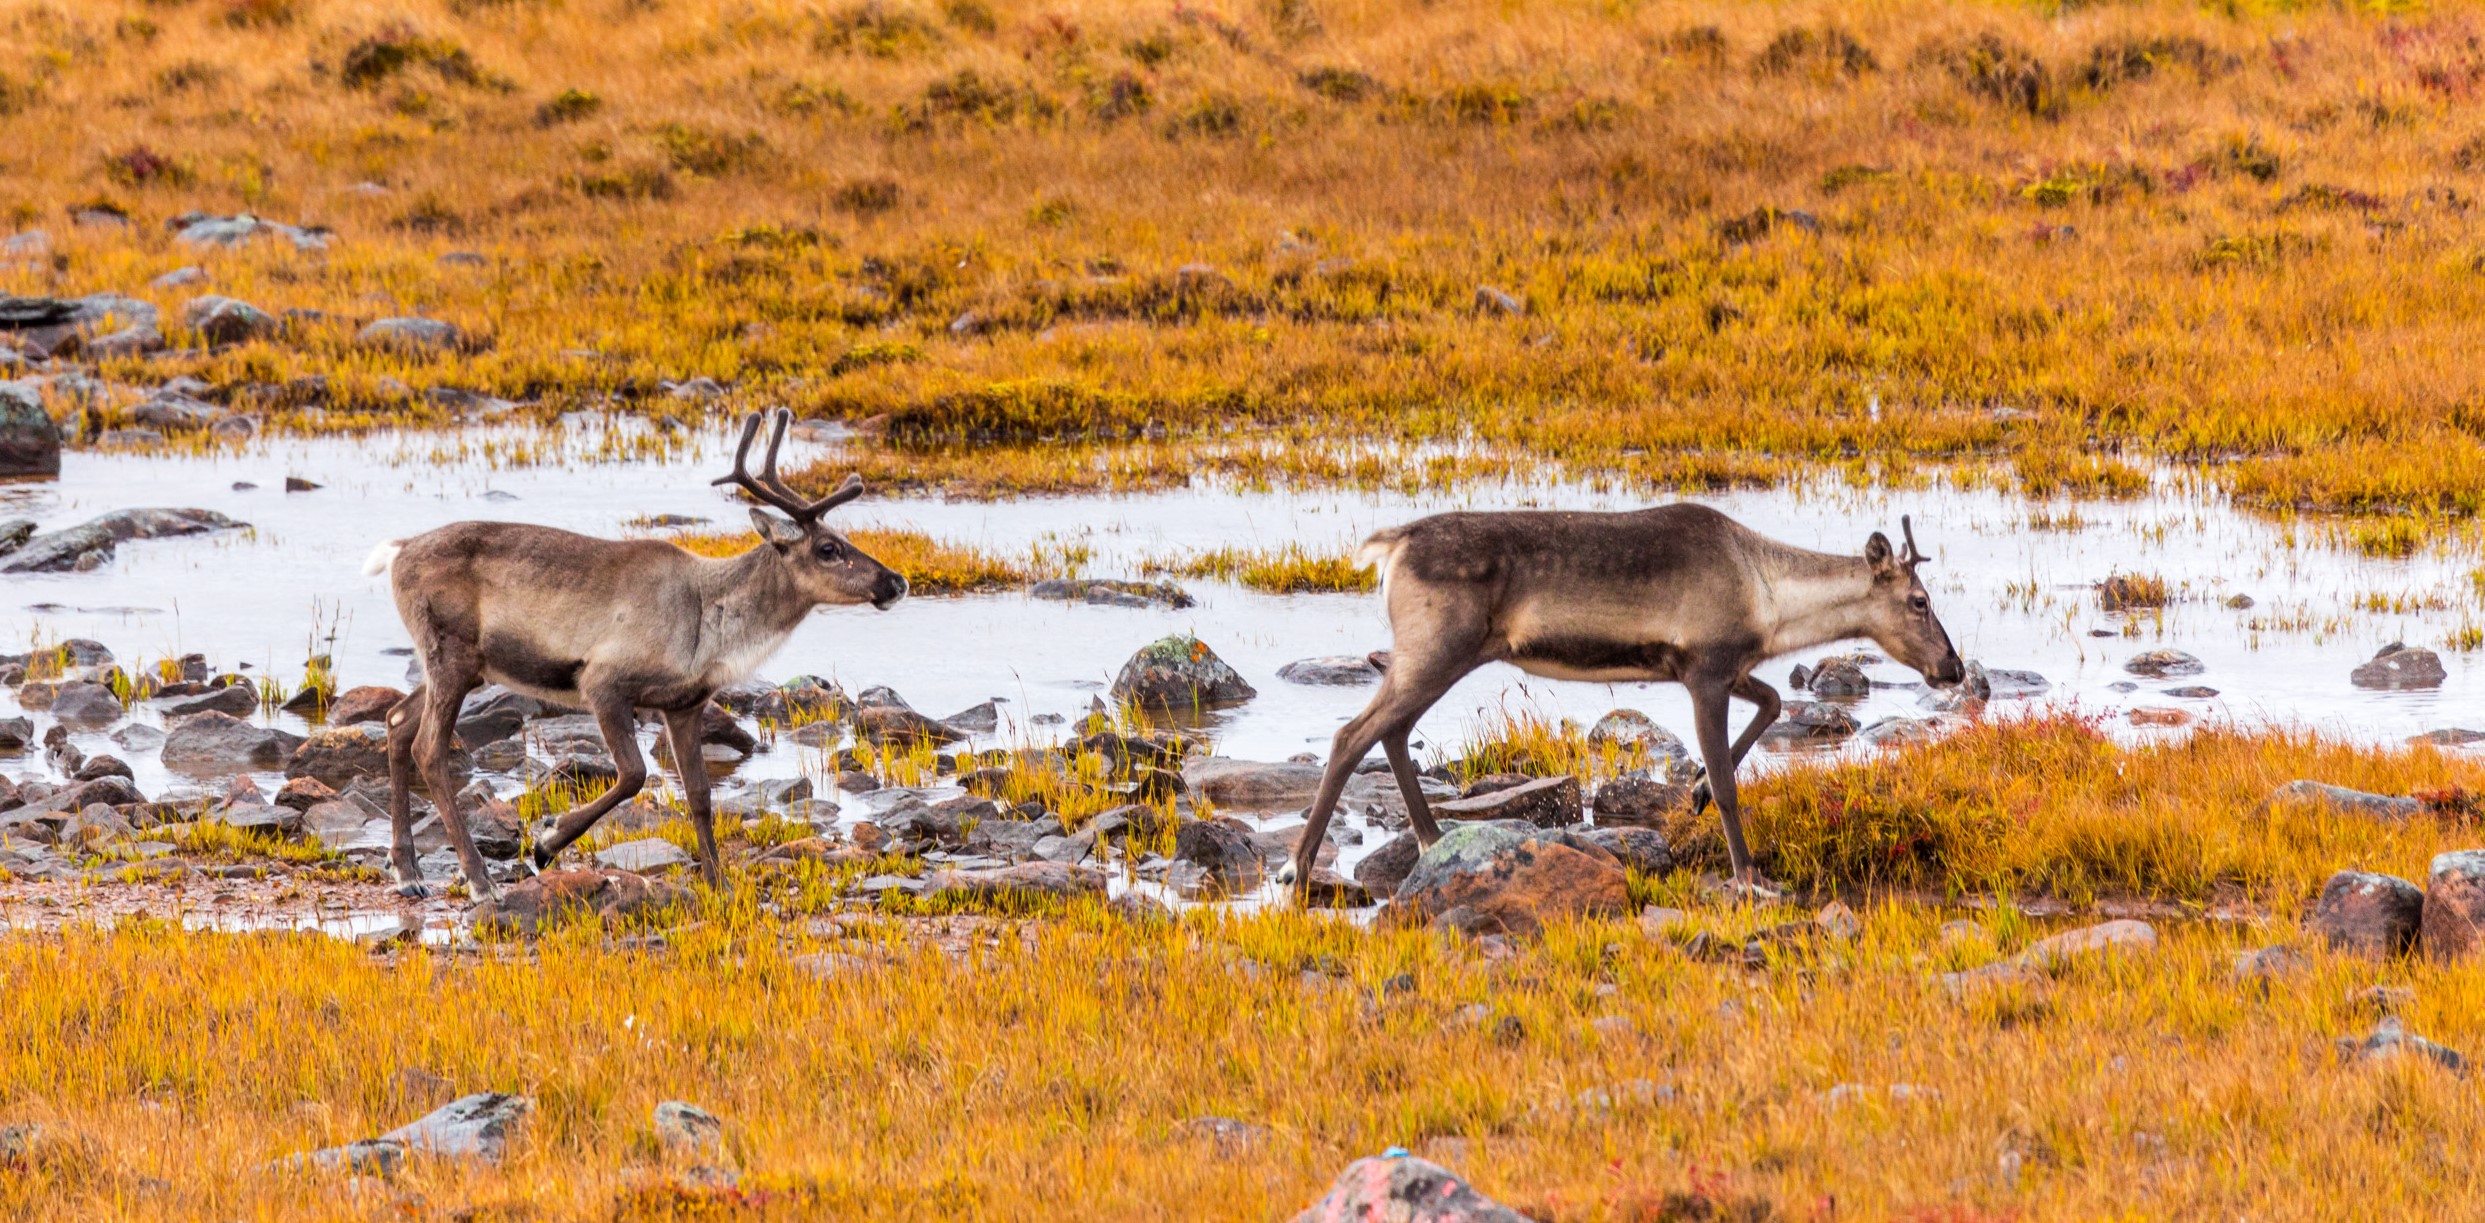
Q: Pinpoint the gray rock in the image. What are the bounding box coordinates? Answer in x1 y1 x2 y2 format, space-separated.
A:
1111 634 1256 713
2123 649 2204 678
1577 826 1671 875
183 295 279 346
455 685 545 744
1591 774 1688 825
1760 700 1859 744
0 716 33 751
151 267 207 289
0 380 60 477
2311 870 2424 958
1289 1153 1533 1223
1182 757 1325 811
1173 816 1265 891
941 700 1000 732
1431 775 1582 829
2337 1018 2465 1074
1277 655 1382 686
48 681 123 724
596 837 692 873
1028 577 1196 608
381 1092 533 1162
1354 831 1421 896
165 683 260 717
1 507 245 574
1806 658 1870 697
2413 728 2485 748
919 861 1108 906
171 212 332 253
1473 285 1525 316
1586 710 1691 768
2267 779 2421 821
652 1101 725 1159
2352 644 2447 691
357 317 463 353
1982 667 2051 699
162 711 302 773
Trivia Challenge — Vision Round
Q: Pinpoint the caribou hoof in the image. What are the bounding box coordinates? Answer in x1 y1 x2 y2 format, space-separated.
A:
520 854 545 878
1689 765 1713 816
1272 859 1301 888
395 881 432 901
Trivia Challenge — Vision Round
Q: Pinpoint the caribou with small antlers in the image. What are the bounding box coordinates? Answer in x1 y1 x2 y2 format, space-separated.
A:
363 409 906 901
1277 504 1964 897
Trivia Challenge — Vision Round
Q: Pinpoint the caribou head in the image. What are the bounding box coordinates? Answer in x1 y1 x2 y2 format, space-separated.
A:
714 408 908 611
1860 515 1965 687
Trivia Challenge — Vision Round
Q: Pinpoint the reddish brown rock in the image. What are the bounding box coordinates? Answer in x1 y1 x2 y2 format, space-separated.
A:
472 869 689 935
328 685 406 727
2421 850 2485 962
1431 774 1582 829
1387 820 1628 936
2312 870 2424 958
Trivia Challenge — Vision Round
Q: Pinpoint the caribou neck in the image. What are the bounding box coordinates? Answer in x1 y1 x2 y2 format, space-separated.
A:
688 546 815 666
1750 547 1878 658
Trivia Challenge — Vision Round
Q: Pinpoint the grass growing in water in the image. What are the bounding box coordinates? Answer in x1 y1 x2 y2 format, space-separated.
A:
1146 544 1377 594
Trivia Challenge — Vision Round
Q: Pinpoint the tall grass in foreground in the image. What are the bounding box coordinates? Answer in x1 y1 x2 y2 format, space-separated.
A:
4 900 2485 1220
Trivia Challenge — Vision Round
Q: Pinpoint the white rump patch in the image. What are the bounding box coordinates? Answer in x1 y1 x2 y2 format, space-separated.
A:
361 541 404 577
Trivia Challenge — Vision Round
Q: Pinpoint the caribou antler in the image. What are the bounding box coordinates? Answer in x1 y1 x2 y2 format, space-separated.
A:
1899 515 1929 568
711 409 864 523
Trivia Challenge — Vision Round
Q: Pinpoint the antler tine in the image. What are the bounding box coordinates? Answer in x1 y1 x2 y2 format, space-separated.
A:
1899 514 1928 567
755 407 793 495
710 410 813 518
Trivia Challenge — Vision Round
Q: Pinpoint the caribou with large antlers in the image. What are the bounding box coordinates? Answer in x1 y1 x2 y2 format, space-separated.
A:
1277 505 1964 897
363 409 906 901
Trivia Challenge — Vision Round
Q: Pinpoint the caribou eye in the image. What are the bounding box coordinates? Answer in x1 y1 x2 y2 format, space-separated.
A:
1910 594 1930 613
814 540 842 561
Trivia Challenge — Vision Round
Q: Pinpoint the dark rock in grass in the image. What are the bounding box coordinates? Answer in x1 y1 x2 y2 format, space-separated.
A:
1388 820 1629 936
1591 775 1689 826
2413 728 2485 748
2420 850 2485 963
48 681 123 724
162 711 302 773
1173 816 1265 889
2352 643 2447 691
920 861 1107 907
2232 944 2309 992
1 507 244 574
1578 826 1671 875
1289 1153 1534 1223
472 869 688 935
0 381 60 477
356 317 463 353
852 703 962 747
2123 649 2204 678
1300 867 1371 907
941 700 1001 732
125 390 229 433
71 753 131 783
1112 634 1256 715
2311 870 2425 958
1278 655 1382 686
2337 1018 2465 1075
1354 831 1422 897
329 685 406 727
165 683 260 718
219 800 304 838
2267 779 2421 821
382 1092 534 1162
1431 774 1581 829
182 295 279 346
289 724 467 789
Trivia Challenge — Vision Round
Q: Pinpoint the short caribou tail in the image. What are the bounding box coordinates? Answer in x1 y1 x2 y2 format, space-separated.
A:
361 541 404 578
1355 526 1411 604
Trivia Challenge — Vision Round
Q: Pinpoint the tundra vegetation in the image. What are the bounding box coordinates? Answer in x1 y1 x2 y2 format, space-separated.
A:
4 0 2485 1218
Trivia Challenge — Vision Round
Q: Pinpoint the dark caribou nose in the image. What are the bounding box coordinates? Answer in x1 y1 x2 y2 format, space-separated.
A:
1929 652 1967 687
872 571 909 610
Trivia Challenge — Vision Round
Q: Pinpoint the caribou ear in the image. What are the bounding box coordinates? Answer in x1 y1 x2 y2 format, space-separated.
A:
750 507 806 548
1864 531 1894 572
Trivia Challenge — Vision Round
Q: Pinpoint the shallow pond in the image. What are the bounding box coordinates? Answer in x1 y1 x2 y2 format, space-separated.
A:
4 417 2479 816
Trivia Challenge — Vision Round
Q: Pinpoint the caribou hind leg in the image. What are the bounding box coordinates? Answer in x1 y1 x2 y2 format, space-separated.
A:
660 704 724 888
410 657 494 901
384 684 432 898
1689 670 1777 896
1279 636 1481 893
